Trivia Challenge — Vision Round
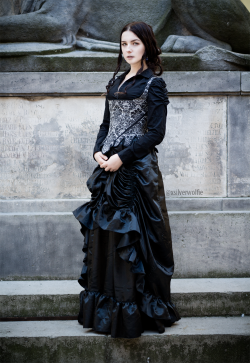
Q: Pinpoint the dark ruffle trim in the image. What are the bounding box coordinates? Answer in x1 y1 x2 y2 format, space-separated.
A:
76 222 180 337
78 289 143 338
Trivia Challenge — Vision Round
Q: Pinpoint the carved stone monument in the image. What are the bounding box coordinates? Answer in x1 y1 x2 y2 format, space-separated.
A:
0 0 249 70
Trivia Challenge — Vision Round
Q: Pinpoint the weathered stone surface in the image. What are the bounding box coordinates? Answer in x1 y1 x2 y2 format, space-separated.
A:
0 318 250 363
0 71 113 94
0 42 73 57
0 279 249 318
0 51 130 73
0 199 90 213
241 72 250 94
76 37 120 52
0 214 83 280
162 36 232 53
170 212 250 278
158 96 227 197
0 51 249 72
162 71 241 94
0 71 241 95
0 96 227 199
1 197 250 213
228 96 250 197
0 212 249 280
195 46 250 71
222 198 250 211
170 1 250 54
1 0 249 58
0 96 104 199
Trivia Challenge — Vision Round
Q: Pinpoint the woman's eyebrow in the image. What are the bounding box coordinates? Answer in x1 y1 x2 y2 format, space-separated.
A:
121 39 140 42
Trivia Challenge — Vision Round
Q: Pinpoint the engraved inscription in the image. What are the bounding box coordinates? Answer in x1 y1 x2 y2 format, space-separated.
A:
0 97 105 198
0 96 227 199
158 96 227 197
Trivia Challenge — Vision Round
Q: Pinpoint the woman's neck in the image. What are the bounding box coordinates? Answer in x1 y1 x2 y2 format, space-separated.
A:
127 61 148 77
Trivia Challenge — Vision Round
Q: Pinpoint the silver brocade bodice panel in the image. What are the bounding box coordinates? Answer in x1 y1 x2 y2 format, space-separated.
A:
101 76 157 155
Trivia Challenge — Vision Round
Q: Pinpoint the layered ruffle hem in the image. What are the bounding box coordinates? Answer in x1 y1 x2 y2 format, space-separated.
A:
73 141 180 338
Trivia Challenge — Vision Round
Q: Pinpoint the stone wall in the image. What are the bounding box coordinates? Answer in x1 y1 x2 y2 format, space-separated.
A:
0 71 249 279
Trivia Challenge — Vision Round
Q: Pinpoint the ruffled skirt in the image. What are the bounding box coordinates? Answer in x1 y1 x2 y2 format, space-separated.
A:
72 142 180 338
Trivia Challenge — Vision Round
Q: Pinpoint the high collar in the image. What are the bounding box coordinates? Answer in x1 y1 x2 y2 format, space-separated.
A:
116 67 154 79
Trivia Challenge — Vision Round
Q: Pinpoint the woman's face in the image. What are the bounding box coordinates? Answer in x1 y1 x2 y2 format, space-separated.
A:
121 30 146 67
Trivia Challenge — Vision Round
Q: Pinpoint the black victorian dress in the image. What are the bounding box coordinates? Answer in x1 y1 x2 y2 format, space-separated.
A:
72 67 180 338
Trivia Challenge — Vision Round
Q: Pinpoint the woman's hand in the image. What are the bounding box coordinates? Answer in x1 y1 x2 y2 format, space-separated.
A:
94 151 108 165
100 154 123 172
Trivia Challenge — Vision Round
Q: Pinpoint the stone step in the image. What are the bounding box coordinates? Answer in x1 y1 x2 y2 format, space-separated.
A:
0 317 249 363
1 278 249 319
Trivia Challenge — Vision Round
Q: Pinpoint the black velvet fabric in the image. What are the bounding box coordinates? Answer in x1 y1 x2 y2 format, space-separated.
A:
72 141 180 338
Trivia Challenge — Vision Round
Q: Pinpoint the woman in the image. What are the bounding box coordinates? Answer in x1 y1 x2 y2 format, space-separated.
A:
73 21 180 339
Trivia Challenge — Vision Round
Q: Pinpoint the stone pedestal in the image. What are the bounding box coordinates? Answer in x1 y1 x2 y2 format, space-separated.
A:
0 71 249 279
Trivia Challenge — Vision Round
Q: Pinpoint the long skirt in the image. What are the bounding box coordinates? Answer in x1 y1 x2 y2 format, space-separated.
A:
72 142 180 338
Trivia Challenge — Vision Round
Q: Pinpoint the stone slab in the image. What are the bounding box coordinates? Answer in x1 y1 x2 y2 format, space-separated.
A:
1 278 249 295
222 198 250 211
0 96 104 199
0 212 249 280
0 50 248 72
0 95 227 199
241 72 250 94
0 43 74 57
0 71 241 95
0 51 130 73
1 317 249 337
162 71 241 94
158 96 227 197
0 72 111 94
0 318 250 363
170 211 250 278
0 214 83 280
228 96 250 197
0 279 249 318
1 198 250 213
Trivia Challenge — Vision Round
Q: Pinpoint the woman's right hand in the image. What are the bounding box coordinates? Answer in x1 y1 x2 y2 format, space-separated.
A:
94 151 109 165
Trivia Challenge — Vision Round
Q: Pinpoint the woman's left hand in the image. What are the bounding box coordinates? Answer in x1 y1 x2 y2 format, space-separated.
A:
100 154 123 172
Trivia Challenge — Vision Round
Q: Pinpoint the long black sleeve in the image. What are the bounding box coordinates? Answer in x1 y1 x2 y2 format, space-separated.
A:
117 77 170 165
93 96 110 161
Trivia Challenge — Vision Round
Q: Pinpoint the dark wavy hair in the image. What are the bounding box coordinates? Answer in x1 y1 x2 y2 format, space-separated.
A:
104 21 163 96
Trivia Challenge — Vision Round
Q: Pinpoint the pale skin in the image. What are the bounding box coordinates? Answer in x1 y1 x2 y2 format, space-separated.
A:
94 30 148 172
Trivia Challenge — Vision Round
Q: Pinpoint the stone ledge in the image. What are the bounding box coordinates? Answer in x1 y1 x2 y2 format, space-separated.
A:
0 198 250 213
0 43 74 57
0 71 242 95
1 317 249 337
1 278 249 295
162 71 241 94
0 50 249 73
0 279 249 318
0 318 250 363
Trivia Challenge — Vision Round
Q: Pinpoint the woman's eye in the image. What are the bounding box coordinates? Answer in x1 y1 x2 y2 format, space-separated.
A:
121 43 139 46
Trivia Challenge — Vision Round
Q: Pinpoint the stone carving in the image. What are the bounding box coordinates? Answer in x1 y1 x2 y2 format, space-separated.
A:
162 0 250 54
0 0 249 56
